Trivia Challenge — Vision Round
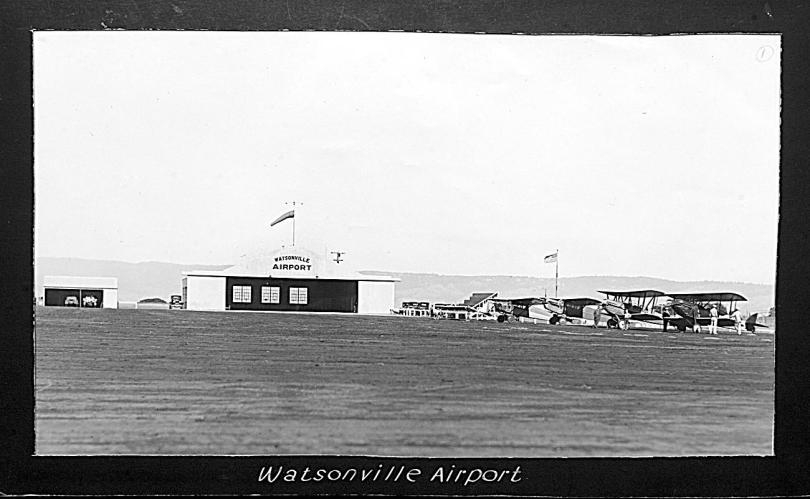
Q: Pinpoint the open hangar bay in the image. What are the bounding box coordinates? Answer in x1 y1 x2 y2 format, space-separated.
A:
34 307 773 456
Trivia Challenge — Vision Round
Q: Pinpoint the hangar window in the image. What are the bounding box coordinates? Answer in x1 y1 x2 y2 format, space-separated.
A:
262 286 280 304
233 285 252 303
289 287 308 305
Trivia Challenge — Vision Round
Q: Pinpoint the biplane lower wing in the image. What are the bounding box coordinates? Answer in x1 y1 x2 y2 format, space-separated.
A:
628 312 665 323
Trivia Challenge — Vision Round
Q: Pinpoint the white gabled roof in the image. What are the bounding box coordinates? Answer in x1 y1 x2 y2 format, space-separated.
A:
182 244 399 282
182 269 398 282
43 276 118 289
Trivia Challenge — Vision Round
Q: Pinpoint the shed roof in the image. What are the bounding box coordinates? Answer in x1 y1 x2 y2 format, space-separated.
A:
43 276 118 289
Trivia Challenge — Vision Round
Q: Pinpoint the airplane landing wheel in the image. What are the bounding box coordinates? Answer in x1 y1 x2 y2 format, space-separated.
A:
619 320 628 331
549 315 559 325
677 324 687 333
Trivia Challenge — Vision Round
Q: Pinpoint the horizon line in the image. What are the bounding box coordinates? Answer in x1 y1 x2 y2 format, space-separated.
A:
34 256 774 287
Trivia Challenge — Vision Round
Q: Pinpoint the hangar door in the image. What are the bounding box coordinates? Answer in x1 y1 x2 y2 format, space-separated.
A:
44 288 104 308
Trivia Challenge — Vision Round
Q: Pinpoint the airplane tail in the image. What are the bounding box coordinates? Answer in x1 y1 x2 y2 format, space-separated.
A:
745 312 769 330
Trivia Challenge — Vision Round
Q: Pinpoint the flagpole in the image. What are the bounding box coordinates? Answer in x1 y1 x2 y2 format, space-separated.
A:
555 248 558 298
292 202 296 247
271 204 297 247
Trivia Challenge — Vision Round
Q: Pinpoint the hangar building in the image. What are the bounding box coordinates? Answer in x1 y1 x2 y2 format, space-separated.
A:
182 245 397 314
43 276 119 308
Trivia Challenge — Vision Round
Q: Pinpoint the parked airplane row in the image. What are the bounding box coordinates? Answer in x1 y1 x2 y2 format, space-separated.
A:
489 289 769 333
392 290 770 333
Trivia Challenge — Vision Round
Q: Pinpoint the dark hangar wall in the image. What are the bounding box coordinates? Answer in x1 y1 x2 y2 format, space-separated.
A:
225 277 358 312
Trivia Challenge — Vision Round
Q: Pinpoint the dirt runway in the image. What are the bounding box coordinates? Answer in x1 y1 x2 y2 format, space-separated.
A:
34 307 774 456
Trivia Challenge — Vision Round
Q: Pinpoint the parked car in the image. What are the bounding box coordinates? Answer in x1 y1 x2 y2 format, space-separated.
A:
169 295 184 310
64 296 79 307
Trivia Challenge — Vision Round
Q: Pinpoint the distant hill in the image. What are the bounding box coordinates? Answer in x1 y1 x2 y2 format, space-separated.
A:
138 297 168 304
34 258 775 314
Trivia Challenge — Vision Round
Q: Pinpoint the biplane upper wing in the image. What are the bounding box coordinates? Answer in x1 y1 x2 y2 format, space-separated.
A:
666 292 747 303
597 289 667 298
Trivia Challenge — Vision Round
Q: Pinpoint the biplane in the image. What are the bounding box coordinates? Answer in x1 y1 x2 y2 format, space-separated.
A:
596 289 667 329
663 292 769 333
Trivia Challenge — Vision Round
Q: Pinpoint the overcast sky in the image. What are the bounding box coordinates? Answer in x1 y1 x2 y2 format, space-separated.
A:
33 32 780 284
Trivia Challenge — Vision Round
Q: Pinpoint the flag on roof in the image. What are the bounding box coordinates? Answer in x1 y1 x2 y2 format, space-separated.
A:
270 209 295 227
544 252 558 264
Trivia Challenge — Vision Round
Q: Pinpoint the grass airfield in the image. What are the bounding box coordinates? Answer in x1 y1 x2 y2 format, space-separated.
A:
34 307 774 456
